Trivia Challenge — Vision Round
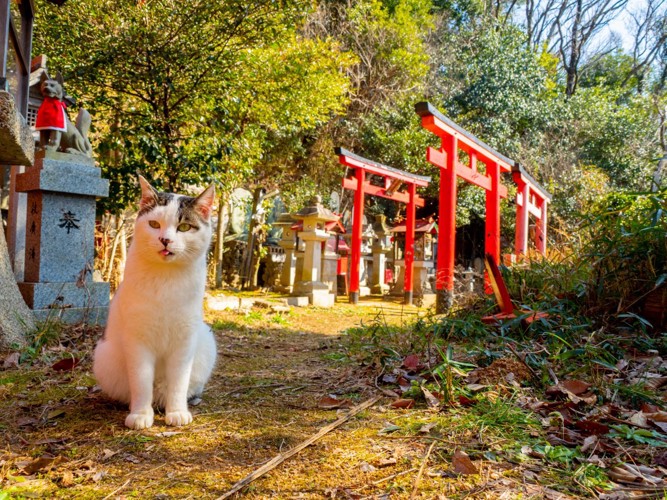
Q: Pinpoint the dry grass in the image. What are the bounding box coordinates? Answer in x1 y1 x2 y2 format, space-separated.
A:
0 295 575 499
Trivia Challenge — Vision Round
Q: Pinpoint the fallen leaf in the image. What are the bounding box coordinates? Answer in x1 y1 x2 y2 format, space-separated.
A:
378 424 401 434
419 422 438 434
47 409 66 420
60 470 74 487
317 395 353 410
403 354 420 371
454 396 473 408
2 352 20 369
17 417 38 427
51 357 80 371
421 386 440 409
376 458 397 468
156 431 183 437
21 456 67 475
360 461 376 473
452 450 478 475
580 435 599 453
575 420 610 436
390 399 415 409
560 380 592 396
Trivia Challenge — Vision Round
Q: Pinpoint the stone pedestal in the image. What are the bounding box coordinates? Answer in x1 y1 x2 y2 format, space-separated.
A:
391 259 435 298
15 151 110 323
370 243 390 294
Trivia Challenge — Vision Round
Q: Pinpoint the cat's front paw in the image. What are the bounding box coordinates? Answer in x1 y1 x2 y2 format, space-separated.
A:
125 409 154 430
165 410 192 427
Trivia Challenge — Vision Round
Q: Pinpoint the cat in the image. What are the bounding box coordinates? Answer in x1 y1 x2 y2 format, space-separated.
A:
93 175 217 430
35 71 92 157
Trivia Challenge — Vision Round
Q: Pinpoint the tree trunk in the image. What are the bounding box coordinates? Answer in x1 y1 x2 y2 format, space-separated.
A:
241 187 263 290
214 194 228 288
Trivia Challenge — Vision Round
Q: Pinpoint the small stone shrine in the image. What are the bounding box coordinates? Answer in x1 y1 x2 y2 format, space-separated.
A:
370 214 392 294
390 217 437 301
291 196 339 307
15 148 109 322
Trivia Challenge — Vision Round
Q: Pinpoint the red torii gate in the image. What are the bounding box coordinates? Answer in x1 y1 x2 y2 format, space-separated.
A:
415 102 513 313
512 164 552 256
335 147 430 305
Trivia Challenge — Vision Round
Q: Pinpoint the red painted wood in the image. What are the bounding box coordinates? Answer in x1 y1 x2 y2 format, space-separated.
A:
484 161 501 294
342 177 425 207
339 155 429 186
349 167 365 296
536 199 548 255
514 179 529 255
436 134 457 291
404 183 417 300
421 115 512 173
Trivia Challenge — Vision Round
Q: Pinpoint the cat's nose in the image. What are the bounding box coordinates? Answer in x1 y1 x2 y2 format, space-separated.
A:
159 237 171 247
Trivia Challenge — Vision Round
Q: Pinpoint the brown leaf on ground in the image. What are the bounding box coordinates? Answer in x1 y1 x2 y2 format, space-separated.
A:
560 380 592 395
452 450 478 475
402 354 420 371
575 419 610 436
608 463 665 485
51 358 80 371
421 386 440 409
390 398 415 409
3 352 20 369
317 395 354 410
20 455 67 475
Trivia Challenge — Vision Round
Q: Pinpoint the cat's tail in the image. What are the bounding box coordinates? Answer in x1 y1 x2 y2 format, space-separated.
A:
75 108 93 155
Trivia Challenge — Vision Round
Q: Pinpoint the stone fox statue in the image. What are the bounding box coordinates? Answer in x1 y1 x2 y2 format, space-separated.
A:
35 72 92 157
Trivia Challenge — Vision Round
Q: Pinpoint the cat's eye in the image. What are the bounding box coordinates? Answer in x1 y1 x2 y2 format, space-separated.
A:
148 220 160 229
177 222 192 232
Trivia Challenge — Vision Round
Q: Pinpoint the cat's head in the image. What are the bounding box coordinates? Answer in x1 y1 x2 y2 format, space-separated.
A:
133 175 216 266
39 72 64 100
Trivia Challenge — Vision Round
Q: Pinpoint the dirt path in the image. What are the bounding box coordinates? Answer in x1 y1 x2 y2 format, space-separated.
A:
0 297 562 499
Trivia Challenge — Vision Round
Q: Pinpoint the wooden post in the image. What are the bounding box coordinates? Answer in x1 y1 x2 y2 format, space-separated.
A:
535 199 547 255
404 183 416 305
349 167 365 304
514 179 529 256
436 134 457 313
485 161 501 294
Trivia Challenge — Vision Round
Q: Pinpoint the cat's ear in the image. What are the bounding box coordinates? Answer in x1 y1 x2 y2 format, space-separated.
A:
194 184 215 220
138 175 159 211
55 71 64 86
39 72 48 85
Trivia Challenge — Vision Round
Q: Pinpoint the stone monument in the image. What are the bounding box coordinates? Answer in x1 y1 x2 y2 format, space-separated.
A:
0 89 36 347
291 196 339 307
14 73 109 323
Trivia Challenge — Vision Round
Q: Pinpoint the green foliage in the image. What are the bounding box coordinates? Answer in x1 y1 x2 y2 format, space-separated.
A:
583 188 667 311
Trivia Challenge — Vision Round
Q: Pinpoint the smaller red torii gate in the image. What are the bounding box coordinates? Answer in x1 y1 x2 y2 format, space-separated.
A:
512 164 552 256
415 102 514 313
335 147 430 305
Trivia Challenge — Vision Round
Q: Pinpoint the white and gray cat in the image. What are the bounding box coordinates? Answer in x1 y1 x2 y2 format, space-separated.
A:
93 176 217 430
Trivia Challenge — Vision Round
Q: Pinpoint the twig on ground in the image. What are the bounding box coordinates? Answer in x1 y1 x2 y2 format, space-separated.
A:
102 479 131 500
409 440 436 500
506 343 540 381
372 467 418 485
216 395 382 500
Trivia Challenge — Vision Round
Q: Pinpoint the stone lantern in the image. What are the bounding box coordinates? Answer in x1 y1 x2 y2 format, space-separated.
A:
291 196 339 307
273 213 297 293
370 214 392 294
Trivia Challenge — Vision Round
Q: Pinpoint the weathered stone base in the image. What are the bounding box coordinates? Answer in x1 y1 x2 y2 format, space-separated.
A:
293 281 335 307
18 281 110 325
31 306 108 325
371 284 390 295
